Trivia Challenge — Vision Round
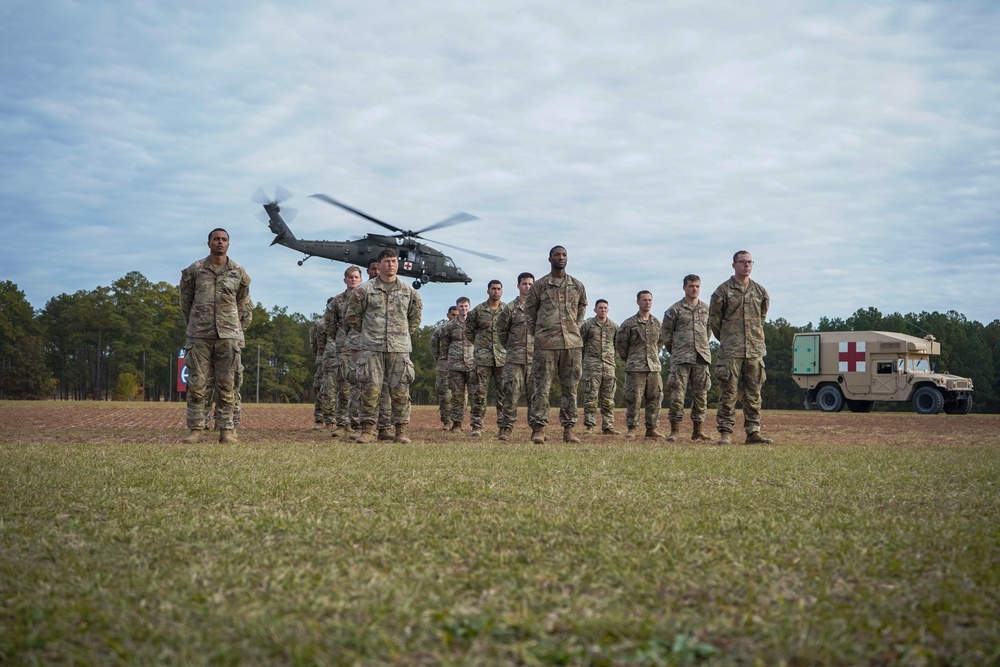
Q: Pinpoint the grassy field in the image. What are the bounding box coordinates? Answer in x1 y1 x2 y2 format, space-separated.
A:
1 403 998 665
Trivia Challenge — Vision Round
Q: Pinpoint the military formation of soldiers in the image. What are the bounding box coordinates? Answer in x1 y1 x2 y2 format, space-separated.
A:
182 234 774 446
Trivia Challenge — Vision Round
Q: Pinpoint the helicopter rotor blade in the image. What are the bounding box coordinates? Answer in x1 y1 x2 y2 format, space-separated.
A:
309 194 404 235
281 207 297 223
252 186 293 205
251 188 270 205
413 212 479 236
422 236 506 262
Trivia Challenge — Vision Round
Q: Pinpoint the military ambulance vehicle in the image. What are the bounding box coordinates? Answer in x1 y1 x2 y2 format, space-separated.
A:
792 331 974 414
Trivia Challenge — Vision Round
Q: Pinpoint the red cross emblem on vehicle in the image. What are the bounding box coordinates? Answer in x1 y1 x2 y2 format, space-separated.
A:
838 341 866 372
404 261 413 271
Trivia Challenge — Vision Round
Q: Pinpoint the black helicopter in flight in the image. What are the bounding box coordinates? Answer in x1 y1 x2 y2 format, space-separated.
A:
253 187 504 289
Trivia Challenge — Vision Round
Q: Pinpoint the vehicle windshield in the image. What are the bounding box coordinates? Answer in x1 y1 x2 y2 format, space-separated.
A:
444 257 455 268
898 357 931 373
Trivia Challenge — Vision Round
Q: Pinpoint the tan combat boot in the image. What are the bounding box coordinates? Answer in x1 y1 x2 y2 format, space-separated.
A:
602 426 623 435
717 432 731 445
219 429 238 444
563 426 581 443
450 421 463 433
354 424 377 444
470 426 483 437
691 422 713 442
645 427 665 440
584 424 595 434
665 420 681 442
625 426 637 439
181 429 203 444
329 424 346 439
378 428 394 442
530 426 545 444
497 427 512 441
394 424 411 444
312 422 325 431
441 421 450 431
745 432 775 445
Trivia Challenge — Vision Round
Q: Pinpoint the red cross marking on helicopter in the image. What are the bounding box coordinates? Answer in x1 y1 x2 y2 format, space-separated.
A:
838 341 866 372
404 261 413 271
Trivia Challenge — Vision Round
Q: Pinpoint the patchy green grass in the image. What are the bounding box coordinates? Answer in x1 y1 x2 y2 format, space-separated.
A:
1 408 999 665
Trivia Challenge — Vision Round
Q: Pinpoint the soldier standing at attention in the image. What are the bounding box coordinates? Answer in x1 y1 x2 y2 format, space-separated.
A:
325 266 363 439
496 272 534 441
615 291 665 439
709 250 774 445
660 275 714 442
525 245 588 444
179 228 251 444
440 297 476 432
580 299 621 435
309 311 332 430
465 280 509 438
429 305 459 431
364 257 393 440
345 249 423 444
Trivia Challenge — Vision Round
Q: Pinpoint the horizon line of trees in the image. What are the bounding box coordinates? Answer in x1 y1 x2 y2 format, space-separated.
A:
1 275 998 413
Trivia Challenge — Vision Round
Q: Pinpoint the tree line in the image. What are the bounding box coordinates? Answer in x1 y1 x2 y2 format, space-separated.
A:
1 275 997 412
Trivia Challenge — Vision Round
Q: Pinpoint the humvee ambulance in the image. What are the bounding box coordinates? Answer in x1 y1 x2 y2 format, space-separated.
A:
792 331 974 414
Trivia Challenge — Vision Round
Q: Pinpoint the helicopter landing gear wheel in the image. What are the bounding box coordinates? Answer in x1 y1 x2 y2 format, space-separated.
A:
412 279 422 289
297 260 304 266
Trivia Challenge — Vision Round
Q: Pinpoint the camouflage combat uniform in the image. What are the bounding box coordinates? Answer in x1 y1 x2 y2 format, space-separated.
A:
440 316 476 426
204 298 252 429
180 255 251 431
326 288 360 430
429 321 452 426
580 316 618 431
524 273 587 429
465 300 509 431
318 306 339 425
309 317 333 426
615 313 663 430
345 277 422 428
497 297 534 431
660 298 712 424
709 277 769 435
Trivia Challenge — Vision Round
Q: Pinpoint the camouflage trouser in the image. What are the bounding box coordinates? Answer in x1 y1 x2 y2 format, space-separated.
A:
473 365 506 429
356 351 414 426
435 368 452 424
335 352 358 428
449 369 476 425
348 350 390 429
499 362 532 430
529 348 582 428
204 358 244 429
715 357 766 435
312 361 326 424
317 354 338 425
185 338 241 431
666 362 712 423
582 365 617 429
623 371 663 430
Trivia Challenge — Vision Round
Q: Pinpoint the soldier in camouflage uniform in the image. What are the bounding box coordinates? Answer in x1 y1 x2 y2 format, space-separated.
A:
204 297 253 430
365 258 394 440
326 266 364 439
309 313 334 429
580 299 621 435
179 228 251 444
525 246 588 444
440 297 475 432
318 297 339 429
615 291 664 439
660 275 713 442
345 249 422 444
497 272 534 441
429 306 459 430
709 251 774 445
465 280 509 438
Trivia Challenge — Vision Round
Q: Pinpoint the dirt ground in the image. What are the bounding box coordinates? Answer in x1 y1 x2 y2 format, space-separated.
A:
0 401 996 446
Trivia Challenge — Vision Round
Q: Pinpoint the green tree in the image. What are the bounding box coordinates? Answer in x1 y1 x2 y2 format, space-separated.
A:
0 281 51 399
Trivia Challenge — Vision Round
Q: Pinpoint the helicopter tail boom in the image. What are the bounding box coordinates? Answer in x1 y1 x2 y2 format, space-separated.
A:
262 203 298 246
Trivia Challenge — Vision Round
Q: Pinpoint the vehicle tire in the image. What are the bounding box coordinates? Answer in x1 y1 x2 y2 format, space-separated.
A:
816 385 845 412
846 399 875 413
412 279 422 289
912 386 945 414
943 396 974 415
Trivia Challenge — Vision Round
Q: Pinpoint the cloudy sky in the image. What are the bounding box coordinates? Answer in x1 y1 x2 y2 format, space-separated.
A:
2 1 998 331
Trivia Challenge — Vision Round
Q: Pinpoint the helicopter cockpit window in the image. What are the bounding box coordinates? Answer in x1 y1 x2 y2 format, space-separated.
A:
444 257 455 268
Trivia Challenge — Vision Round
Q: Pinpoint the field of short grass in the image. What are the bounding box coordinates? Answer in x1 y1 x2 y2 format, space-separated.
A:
1 403 998 665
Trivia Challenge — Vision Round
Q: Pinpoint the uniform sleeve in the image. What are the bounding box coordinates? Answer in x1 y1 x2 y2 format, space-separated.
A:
408 290 423 334
345 287 364 331
236 271 251 328
464 308 477 343
497 307 511 347
324 296 339 339
659 309 675 352
310 322 319 354
760 285 770 324
179 268 194 323
241 298 254 332
614 321 629 361
576 281 588 327
524 284 538 335
709 287 724 341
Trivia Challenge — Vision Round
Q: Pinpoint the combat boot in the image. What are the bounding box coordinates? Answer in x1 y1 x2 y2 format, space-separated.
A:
348 427 362 442
441 421 450 431
312 422 325 431
450 421 463 433
530 426 545 444
563 426 581 443
497 427 512 441
745 432 775 445
470 427 483 437
717 432 731 445
378 428 394 442
665 420 681 442
691 422 713 442
181 429 203 444
394 424 411 444
645 427 665 440
602 426 623 435
329 424 347 439
625 426 637 439
584 424 595 434
219 429 238 444
354 424 377 444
